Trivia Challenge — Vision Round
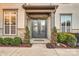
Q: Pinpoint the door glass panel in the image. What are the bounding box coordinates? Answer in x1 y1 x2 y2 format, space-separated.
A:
40 20 46 38
32 20 39 38
33 20 38 32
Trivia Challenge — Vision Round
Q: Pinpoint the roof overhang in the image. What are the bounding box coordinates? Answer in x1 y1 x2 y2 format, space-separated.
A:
22 3 58 10
22 4 58 19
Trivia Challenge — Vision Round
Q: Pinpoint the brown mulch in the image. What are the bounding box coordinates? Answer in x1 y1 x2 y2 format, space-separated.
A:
46 43 79 49
0 44 32 47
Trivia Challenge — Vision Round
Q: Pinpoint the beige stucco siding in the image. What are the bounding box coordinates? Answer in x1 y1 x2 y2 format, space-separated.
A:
55 4 79 33
18 6 25 29
0 9 3 35
0 3 79 38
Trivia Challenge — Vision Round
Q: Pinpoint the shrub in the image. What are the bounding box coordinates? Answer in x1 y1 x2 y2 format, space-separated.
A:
57 33 77 47
51 26 57 45
66 34 77 47
9 39 15 46
52 26 57 33
57 33 67 43
24 26 30 44
3 37 13 45
0 37 3 45
0 37 22 46
73 33 79 43
13 37 22 46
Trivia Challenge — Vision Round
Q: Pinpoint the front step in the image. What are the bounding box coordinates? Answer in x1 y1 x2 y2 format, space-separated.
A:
30 38 50 43
32 44 46 48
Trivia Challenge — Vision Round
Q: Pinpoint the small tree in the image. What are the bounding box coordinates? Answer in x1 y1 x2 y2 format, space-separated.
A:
52 26 57 33
24 26 30 44
51 26 57 47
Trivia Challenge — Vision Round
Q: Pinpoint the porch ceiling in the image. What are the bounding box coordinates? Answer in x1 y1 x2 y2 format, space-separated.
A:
28 13 49 19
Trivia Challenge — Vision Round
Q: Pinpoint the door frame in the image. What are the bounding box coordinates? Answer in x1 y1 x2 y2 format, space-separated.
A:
31 18 48 39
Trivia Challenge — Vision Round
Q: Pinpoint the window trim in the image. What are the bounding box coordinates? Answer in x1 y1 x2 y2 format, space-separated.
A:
60 14 72 32
3 9 18 35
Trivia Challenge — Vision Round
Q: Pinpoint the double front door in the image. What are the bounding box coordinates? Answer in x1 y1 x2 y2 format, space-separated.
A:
32 19 47 38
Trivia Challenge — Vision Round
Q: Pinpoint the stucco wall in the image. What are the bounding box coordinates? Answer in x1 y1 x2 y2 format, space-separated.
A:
0 9 3 36
0 3 79 38
55 4 79 33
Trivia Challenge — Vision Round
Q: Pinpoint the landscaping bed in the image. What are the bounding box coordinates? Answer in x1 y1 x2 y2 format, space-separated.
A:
46 43 79 49
46 26 78 49
0 44 32 47
46 43 71 48
0 43 32 47
46 33 78 49
0 37 32 47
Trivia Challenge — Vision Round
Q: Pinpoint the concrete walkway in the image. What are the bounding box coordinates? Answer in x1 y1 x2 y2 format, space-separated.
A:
0 44 79 56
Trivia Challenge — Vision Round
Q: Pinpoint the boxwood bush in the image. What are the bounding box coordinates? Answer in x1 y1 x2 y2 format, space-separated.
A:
73 33 79 43
0 37 22 46
0 37 3 45
3 37 13 45
57 33 77 47
13 37 22 46
57 33 67 43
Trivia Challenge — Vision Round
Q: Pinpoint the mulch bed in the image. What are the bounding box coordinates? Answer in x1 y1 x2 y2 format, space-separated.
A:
46 46 79 49
0 44 32 47
46 43 79 49
57 46 79 49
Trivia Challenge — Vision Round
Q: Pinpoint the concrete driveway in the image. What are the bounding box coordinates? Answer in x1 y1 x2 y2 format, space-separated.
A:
0 44 79 56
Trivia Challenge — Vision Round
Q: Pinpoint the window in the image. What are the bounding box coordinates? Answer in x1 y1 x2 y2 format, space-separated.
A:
60 14 72 32
4 10 17 35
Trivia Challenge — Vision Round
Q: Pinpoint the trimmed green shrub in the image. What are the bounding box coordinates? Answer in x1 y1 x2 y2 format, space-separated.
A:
3 37 13 45
66 34 77 47
0 37 22 46
52 26 57 33
51 26 57 45
73 33 79 42
57 33 77 47
9 39 15 46
24 26 30 44
0 37 3 45
13 37 22 46
57 33 67 43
